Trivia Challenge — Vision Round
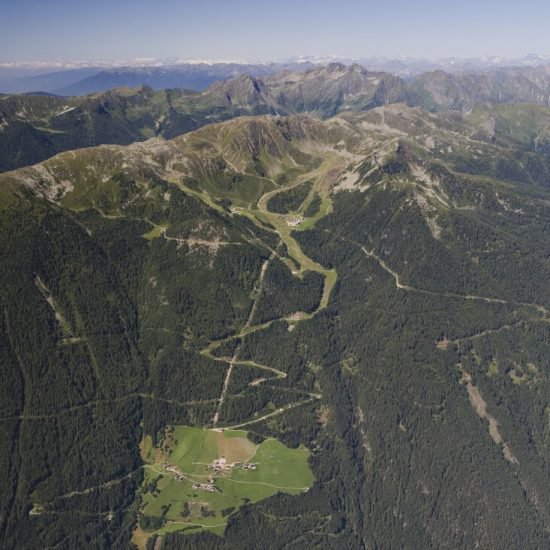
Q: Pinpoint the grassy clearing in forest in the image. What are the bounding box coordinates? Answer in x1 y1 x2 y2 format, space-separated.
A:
142 224 169 240
135 426 313 544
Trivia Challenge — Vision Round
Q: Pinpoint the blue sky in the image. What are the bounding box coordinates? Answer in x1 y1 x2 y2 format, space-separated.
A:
1 0 549 62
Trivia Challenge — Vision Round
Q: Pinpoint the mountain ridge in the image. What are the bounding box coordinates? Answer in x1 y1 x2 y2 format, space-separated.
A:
6 62 550 172
4 53 550 94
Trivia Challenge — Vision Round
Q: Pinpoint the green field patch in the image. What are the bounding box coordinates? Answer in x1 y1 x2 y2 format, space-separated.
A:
142 223 169 240
136 426 313 543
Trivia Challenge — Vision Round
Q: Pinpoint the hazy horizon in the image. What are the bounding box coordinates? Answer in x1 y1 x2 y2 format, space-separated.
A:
2 0 550 64
2 52 550 70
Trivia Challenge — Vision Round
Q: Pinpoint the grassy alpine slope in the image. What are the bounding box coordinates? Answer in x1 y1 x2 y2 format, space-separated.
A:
1 102 550 548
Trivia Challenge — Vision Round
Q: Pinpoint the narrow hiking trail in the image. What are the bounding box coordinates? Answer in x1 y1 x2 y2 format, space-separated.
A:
339 236 550 317
0 393 219 423
211 251 276 426
203 158 341 429
445 321 527 346
221 395 322 431
30 469 143 515
160 228 243 250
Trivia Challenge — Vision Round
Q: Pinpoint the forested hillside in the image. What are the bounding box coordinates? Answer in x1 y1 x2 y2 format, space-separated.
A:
1 102 550 549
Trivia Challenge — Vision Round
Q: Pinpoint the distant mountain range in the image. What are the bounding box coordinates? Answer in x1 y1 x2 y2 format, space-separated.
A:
287 53 550 76
4 62 550 171
3 54 550 95
0 62 315 96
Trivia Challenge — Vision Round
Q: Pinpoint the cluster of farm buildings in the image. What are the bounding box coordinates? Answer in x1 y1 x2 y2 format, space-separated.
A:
163 456 257 493
207 456 257 473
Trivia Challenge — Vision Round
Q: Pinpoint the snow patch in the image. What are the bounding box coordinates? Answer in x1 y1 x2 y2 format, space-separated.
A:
56 106 76 116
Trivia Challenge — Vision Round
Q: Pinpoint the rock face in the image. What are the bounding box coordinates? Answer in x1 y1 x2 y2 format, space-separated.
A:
266 63 407 116
408 65 550 111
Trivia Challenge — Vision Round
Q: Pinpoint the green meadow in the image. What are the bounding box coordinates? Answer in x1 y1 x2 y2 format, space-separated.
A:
137 426 314 540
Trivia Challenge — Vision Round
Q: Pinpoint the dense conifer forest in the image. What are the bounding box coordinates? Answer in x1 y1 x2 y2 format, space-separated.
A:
1 95 550 548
